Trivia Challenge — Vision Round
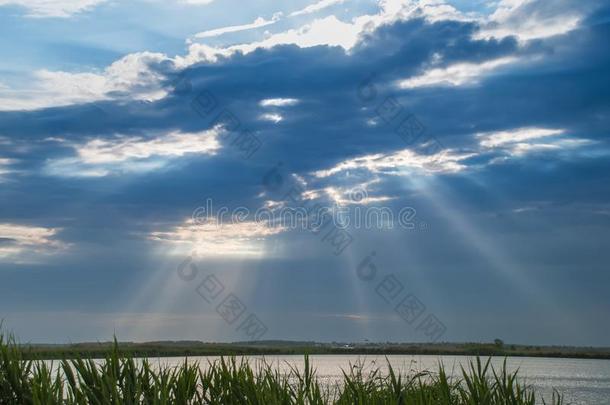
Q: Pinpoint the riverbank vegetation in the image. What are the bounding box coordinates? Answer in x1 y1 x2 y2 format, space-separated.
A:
19 339 610 361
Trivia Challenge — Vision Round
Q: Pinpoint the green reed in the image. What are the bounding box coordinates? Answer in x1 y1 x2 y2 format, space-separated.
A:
0 330 563 404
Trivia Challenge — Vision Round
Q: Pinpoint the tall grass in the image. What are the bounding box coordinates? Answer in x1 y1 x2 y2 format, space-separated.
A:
0 330 563 404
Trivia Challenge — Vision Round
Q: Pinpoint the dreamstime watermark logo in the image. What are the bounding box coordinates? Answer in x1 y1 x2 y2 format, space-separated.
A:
191 195 427 231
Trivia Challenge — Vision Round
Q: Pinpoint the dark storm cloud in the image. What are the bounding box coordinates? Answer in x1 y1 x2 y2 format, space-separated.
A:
0 6 607 235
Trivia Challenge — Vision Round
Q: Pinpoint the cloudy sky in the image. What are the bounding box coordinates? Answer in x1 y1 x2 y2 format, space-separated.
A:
0 0 609 345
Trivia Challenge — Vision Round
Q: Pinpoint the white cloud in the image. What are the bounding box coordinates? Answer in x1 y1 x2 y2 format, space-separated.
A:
183 0 578 65
174 43 234 66
259 98 299 107
46 128 221 177
185 0 469 61
0 0 107 17
0 52 168 111
312 127 596 180
188 0 350 43
234 15 364 52
478 16 580 42
399 56 518 88
375 0 470 24
477 127 594 159
0 158 15 182
179 0 214 4
259 113 283 123
314 147 474 177
237 1 459 52
0 223 66 262
478 127 563 148
475 0 582 41
185 17 350 62
321 185 394 205
290 0 345 17
0 157 14 169
76 130 220 164
149 218 284 257
192 14 282 39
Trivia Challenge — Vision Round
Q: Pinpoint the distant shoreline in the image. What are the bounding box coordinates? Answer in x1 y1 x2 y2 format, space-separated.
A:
20 341 610 360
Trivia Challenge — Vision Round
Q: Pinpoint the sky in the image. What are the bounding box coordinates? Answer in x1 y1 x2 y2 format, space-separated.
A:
0 0 609 346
